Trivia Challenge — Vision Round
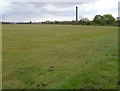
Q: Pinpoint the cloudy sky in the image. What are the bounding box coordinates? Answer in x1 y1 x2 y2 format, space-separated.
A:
0 0 119 22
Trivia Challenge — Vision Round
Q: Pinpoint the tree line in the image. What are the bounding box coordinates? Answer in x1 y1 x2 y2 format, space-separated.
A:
42 14 119 26
1 14 119 26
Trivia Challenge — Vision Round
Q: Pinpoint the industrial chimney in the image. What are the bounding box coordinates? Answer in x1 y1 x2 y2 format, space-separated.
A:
76 6 78 21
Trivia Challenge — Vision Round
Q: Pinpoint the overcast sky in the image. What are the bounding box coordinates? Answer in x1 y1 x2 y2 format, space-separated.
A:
0 0 119 22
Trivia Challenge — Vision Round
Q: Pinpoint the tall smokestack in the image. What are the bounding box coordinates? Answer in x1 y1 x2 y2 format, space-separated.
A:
76 6 78 21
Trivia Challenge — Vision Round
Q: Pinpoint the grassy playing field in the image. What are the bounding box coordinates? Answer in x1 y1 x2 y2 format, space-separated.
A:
2 24 118 89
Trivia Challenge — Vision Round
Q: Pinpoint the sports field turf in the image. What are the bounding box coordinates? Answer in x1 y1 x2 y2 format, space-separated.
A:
2 24 118 89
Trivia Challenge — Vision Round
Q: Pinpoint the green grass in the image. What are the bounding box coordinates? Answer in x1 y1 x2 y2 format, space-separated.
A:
2 24 118 89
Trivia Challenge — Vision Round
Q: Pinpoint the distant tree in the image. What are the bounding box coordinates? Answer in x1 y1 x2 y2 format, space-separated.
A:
86 21 90 25
80 18 90 25
46 21 52 24
41 21 44 24
116 20 120 26
29 21 32 24
93 14 115 25
54 21 59 24
93 15 103 24
71 21 76 25
102 14 115 25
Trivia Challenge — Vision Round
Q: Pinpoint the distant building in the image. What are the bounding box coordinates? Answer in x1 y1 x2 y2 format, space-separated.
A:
76 6 78 21
117 17 120 20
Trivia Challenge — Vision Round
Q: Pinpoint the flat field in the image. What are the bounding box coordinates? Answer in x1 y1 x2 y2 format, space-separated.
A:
2 24 118 89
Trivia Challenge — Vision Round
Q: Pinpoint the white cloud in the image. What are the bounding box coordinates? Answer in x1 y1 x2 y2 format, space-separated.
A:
79 0 118 12
0 0 12 14
78 0 118 20
42 4 74 12
1 0 100 2
1 0 119 21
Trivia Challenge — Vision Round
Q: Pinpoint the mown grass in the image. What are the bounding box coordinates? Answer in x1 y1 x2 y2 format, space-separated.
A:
2 24 118 89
